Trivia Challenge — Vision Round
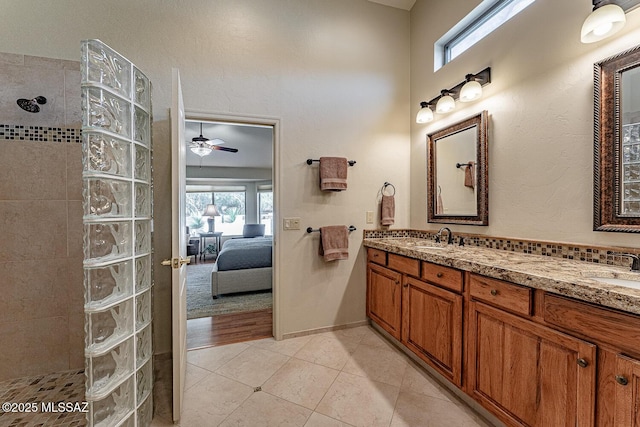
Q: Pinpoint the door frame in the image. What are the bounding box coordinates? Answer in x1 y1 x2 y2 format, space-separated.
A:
183 109 281 339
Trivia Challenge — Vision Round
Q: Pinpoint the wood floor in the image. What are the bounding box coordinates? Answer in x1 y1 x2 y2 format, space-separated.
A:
186 308 273 350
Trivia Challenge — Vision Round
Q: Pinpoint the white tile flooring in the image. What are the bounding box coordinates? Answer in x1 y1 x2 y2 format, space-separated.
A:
151 325 494 427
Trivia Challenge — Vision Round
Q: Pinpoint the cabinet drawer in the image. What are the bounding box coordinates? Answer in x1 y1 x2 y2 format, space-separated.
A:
469 274 533 317
543 294 640 356
367 248 387 266
388 253 420 277
421 262 463 293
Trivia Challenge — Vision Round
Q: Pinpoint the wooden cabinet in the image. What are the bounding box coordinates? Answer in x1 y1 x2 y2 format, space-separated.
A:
598 348 640 426
402 275 463 385
367 262 402 340
468 300 596 427
365 247 640 427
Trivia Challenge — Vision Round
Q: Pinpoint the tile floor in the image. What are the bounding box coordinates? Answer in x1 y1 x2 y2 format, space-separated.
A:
151 325 495 427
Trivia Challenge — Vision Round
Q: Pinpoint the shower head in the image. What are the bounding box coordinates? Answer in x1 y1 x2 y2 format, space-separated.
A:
17 96 47 113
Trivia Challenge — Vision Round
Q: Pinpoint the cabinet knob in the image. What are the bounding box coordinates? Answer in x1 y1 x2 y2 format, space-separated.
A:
490 289 498 296
437 272 444 278
577 358 588 368
403 283 409 288
615 375 629 386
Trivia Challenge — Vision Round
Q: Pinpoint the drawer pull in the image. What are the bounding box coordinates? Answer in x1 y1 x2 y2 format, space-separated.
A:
403 283 408 288
436 272 444 278
615 375 629 386
490 289 498 296
577 358 588 368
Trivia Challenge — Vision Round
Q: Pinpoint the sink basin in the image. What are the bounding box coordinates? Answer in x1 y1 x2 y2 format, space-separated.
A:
586 277 640 289
412 245 448 250
581 271 640 289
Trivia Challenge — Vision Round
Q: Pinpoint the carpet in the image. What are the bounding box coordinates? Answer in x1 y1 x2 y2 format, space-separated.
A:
187 262 272 319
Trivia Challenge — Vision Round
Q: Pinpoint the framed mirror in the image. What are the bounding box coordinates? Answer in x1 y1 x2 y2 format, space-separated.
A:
427 111 488 226
594 44 640 232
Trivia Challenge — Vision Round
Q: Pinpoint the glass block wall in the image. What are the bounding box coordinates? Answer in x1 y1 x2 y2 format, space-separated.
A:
81 39 153 427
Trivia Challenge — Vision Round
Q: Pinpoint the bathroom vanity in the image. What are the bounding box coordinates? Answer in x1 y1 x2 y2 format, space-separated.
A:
364 236 640 427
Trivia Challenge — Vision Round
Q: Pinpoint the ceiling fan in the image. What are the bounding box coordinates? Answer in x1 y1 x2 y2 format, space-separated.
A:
189 122 239 157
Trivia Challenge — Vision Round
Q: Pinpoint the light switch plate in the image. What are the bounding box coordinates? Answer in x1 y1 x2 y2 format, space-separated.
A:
283 217 301 230
366 211 374 224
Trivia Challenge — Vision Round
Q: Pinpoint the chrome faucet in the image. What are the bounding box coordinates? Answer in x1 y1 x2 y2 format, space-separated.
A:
612 252 640 271
435 227 454 245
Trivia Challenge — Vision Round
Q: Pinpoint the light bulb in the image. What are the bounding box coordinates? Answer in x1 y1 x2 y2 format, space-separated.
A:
460 80 482 103
581 4 626 44
416 104 434 123
436 94 455 114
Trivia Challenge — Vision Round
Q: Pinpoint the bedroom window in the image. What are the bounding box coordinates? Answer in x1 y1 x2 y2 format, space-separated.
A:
186 192 212 234
258 190 273 236
213 191 246 236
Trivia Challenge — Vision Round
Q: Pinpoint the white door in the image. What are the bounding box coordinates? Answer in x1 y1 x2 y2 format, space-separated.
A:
170 68 188 422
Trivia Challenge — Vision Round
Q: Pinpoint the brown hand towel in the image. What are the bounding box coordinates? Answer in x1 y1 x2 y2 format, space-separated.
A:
464 161 475 189
318 225 349 261
436 193 444 214
381 195 395 226
319 157 348 191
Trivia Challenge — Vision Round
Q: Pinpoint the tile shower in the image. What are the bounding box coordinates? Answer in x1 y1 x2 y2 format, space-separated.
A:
0 52 86 425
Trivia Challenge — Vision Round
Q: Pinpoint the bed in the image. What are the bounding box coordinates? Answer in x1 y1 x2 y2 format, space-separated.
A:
210 236 273 298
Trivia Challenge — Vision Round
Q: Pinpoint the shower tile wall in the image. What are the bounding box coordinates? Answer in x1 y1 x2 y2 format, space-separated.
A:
0 52 83 382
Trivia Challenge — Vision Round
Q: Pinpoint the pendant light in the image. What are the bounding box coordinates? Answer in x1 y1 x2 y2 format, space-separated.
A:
459 74 483 103
581 3 626 43
436 90 455 114
416 102 434 123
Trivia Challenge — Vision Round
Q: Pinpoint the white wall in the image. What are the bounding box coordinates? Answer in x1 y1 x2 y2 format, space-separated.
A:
410 0 640 248
0 0 411 351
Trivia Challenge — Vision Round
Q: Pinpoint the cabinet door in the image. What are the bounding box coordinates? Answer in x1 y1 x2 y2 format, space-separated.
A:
599 349 640 427
367 263 402 340
402 276 462 385
615 354 640 426
468 301 596 427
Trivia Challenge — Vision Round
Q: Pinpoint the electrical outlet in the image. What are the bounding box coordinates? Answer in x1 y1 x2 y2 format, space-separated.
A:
283 217 301 230
366 211 374 224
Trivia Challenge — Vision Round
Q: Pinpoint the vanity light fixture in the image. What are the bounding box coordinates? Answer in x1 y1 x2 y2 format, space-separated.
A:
436 90 456 114
581 1 626 43
460 74 483 102
416 101 434 123
416 67 491 123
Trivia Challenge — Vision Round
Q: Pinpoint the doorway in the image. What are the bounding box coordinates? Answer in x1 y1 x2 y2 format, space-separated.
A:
181 113 277 349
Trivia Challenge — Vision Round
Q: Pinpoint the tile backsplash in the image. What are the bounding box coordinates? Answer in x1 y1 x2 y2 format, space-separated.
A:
364 229 639 269
0 124 81 143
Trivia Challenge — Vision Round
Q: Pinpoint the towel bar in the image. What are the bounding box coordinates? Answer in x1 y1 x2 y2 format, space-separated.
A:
306 159 356 166
306 225 357 233
456 162 472 168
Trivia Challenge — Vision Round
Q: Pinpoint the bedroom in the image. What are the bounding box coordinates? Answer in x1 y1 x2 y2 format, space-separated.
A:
184 119 274 349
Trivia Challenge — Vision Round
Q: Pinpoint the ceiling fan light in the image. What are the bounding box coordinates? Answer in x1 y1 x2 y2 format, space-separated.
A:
460 80 483 103
191 145 212 157
416 103 434 123
436 94 455 114
581 4 626 44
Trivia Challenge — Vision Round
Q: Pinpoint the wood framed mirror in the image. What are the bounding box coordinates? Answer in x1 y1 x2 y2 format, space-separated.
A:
427 111 488 226
594 44 640 232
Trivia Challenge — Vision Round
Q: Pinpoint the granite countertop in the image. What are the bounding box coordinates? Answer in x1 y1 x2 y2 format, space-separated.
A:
363 237 640 316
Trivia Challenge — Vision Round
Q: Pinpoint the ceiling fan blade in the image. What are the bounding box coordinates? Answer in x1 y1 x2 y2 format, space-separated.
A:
212 146 238 153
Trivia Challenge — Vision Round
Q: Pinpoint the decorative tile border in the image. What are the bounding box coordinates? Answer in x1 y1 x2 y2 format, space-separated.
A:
0 124 82 144
364 228 639 268
0 369 86 426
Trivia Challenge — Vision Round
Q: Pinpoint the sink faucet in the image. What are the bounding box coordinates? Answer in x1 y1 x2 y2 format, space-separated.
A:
435 227 454 245
612 252 640 271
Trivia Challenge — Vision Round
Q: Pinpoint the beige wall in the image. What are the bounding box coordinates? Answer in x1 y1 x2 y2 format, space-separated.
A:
410 0 640 248
0 54 84 380
1 0 411 352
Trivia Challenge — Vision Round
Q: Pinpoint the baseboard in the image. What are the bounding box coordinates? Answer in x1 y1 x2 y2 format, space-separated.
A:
281 319 370 340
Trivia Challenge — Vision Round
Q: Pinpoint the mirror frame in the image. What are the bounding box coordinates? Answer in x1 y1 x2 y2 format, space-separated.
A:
594 44 640 232
427 110 488 226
